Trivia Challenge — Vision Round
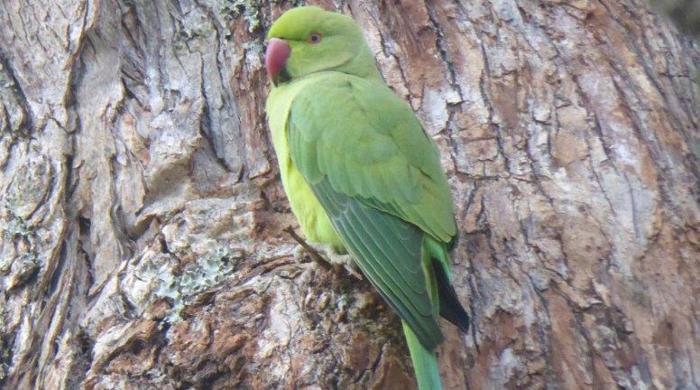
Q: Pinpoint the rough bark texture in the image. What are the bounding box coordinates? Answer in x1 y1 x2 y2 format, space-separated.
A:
1 0 698 389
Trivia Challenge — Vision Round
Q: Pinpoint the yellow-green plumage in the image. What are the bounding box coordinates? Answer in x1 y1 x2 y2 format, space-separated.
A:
265 6 469 389
266 72 345 249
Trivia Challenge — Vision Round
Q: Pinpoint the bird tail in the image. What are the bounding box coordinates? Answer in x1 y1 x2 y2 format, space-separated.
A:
403 320 442 390
424 236 470 333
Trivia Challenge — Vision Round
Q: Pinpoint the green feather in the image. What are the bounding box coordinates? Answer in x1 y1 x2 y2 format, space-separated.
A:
404 320 443 390
311 178 443 349
285 73 464 387
265 7 469 389
288 74 457 242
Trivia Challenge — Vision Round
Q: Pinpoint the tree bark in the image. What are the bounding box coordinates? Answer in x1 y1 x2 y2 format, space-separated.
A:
1 0 698 389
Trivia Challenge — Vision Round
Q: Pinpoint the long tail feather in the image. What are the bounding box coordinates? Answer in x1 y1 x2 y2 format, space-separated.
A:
403 320 442 390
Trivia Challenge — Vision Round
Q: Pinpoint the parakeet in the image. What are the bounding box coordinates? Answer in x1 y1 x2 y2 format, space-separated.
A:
264 6 469 389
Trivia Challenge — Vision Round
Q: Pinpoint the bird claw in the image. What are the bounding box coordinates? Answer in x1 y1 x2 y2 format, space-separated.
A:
284 226 363 280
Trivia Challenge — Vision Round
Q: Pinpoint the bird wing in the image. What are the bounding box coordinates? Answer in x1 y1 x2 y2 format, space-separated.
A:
287 74 457 348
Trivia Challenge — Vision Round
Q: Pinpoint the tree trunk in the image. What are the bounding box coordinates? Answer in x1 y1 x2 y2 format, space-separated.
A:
1 0 698 388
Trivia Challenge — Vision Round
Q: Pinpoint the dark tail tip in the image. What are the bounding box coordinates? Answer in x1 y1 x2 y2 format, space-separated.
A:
443 302 470 333
439 291 470 333
433 262 470 333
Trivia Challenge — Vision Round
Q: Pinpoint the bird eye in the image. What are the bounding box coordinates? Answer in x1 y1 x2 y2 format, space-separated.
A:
308 32 322 44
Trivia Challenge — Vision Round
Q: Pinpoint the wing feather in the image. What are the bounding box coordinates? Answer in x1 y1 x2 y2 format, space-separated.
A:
287 73 457 348
313 179 443 348
288 75 456 242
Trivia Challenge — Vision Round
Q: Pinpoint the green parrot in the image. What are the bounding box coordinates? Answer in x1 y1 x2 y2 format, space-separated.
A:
264 6 469 389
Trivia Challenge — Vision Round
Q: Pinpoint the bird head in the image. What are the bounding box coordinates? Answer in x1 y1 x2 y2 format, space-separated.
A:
265 6 380 86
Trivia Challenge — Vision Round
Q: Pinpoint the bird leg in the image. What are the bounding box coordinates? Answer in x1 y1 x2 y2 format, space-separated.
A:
284 226 363 280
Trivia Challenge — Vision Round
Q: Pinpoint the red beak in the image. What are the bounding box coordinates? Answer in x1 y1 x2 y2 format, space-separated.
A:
265 38 291 86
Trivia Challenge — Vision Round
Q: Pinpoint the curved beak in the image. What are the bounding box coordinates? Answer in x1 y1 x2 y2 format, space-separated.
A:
265 38 291 86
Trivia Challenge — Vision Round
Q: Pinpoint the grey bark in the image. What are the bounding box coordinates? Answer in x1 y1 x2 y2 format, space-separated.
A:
0 0 698 389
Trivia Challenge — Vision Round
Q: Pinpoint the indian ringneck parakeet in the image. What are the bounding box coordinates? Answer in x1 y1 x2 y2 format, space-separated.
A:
264 6 469 389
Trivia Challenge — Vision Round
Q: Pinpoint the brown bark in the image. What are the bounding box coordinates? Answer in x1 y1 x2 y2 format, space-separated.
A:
1 0 698 389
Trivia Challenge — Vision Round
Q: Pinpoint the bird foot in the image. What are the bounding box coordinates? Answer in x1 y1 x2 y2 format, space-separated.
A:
284 227 363 280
